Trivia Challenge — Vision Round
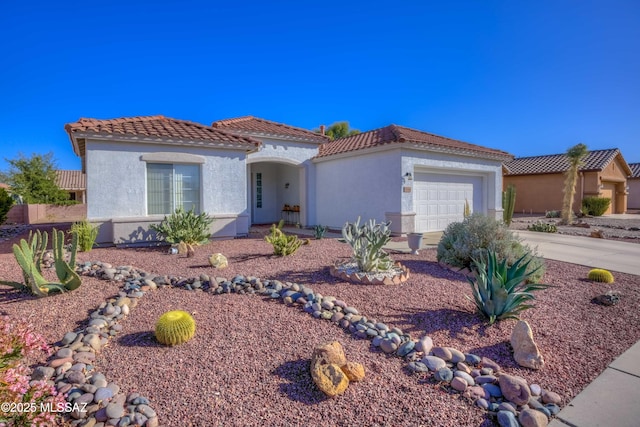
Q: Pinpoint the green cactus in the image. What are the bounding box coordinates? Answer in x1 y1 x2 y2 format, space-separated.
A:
502 184 516 226
52 228 81 291
314 224 328 239
341 217 393 273
265 225 303 256
0 228 81 296
588 269 614 283
155 310 196 346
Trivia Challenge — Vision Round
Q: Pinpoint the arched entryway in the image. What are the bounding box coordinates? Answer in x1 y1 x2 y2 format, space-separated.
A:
248 159 305 225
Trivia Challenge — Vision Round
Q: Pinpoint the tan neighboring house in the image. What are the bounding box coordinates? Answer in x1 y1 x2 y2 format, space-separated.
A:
56 170 86 203
503 148 632 215
628 163 640 210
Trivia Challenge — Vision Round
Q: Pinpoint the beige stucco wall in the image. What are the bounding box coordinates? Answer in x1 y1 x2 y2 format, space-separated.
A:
504 157 629 214
628 178 640 209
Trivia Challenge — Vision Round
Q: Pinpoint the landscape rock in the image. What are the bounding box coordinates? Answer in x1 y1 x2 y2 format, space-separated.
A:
541 390 562 405
311 363 349 397
415 335 433 354
208 253 228 269
497 410 519 427
519 408 549 427
499 373 531 406
340 361 365 382
511 320 544 369
311 341 347 370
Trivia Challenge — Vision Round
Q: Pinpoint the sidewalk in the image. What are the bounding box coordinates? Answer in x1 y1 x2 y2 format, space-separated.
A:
383 230 640 427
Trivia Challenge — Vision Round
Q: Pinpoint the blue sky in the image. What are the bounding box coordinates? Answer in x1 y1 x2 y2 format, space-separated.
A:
1 0 638 172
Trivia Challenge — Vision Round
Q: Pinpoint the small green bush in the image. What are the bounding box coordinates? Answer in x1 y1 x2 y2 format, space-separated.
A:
545 210 561 218
581 197 611 216
71 220 99 252
150 207 214 245
437 213 545 282
527 221 557 233
0 188 14 225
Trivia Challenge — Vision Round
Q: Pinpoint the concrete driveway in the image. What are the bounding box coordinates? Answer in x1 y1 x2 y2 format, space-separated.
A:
516 230 640 276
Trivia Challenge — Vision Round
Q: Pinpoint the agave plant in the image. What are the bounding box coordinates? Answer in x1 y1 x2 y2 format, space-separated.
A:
467 250 550 324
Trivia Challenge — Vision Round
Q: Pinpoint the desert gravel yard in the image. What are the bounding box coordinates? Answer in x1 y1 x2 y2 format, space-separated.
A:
1 225 640 426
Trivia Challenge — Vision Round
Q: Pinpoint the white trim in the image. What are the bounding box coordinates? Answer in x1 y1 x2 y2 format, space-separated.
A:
246 156 302 166
140 152 205 164
70 132 257 151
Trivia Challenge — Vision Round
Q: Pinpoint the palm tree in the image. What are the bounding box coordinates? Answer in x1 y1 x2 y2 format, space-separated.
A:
560 143 588 225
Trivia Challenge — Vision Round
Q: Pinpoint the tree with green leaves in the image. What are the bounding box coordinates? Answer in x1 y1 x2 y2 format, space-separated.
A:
315 121 360 141
560 143 588 225
1 153 69 204
0 188 14 224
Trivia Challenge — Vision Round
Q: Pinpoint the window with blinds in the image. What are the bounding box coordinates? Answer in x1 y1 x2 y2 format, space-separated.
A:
147 163 200 215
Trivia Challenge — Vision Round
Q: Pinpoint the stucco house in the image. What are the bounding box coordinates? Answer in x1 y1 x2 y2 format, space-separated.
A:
65 115 511 245
628 163 640 210
503 148 632 215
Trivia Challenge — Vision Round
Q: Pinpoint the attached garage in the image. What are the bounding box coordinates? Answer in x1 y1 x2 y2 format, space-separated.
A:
414 173 483 232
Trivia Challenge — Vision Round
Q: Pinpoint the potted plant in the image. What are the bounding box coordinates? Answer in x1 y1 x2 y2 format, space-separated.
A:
407 232 423 255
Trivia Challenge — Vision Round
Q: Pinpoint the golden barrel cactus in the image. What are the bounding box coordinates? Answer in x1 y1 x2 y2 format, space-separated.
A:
155 310 196 346
588 269 614 284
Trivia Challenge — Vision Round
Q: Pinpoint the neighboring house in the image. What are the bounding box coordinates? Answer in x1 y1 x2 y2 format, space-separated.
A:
65 115 511 244
503 148 632 215
55 170 86 203
628 163 640 210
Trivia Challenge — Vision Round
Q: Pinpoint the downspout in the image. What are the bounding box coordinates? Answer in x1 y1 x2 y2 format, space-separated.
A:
580 172 584 200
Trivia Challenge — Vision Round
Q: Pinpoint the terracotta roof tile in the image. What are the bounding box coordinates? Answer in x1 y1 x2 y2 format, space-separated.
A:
504 148 629 175
55 170 85 190
316 124 512 160
629 163 640 179
212 116 328 143
65 115 260 149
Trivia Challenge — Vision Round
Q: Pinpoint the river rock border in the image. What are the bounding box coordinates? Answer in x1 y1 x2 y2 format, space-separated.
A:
34 261 560 427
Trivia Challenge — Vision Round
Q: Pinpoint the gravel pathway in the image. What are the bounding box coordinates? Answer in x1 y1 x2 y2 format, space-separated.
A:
1 225 639 426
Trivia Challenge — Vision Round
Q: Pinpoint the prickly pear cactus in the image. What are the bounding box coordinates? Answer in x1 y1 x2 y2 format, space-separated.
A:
155 310 196 346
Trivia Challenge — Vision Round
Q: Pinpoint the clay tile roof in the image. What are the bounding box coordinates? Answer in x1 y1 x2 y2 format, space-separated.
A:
65 115 260 148
504 148 628 176
55 170 85 190
629 163 640 178
316 124 512 160
212 116 329 143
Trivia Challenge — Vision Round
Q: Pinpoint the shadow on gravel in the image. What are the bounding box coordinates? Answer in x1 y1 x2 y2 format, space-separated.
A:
116 331 163 348
399 260 468 281
272 359 328 404
269 267 339 286
384 307 489 338
467 341 518 370
0 287 38 308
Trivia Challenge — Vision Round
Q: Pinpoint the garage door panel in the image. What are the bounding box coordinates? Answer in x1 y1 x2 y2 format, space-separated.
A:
414 173 482 232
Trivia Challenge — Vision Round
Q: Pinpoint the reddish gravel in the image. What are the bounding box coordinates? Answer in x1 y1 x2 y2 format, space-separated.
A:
1 225 640 426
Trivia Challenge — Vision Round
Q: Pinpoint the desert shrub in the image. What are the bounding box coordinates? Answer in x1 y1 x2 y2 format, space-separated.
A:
265 220 303 256
0 188 14 225
150 207 214 245
314 224 328 239
71 219 99 252
467 250 550 324
437 213 545 282
527 221 557 233
581 197 611 216
342 217 393 272
587 268 614 283
545 210 561 218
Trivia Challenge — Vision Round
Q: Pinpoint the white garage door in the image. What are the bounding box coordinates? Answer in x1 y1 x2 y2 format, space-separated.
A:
414 173 482 232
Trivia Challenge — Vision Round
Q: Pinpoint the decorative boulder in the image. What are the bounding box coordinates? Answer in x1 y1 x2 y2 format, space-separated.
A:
311 341 347 370
177 242 188 254
311 363 349 397
519 407 549 427
208 253 228 269
310 341 364 397
340 361 365 382
498 373 531 406
511 320 545 369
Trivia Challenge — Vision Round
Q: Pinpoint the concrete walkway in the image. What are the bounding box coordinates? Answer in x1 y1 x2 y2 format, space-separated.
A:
383 230 640 426
515 230 640 276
